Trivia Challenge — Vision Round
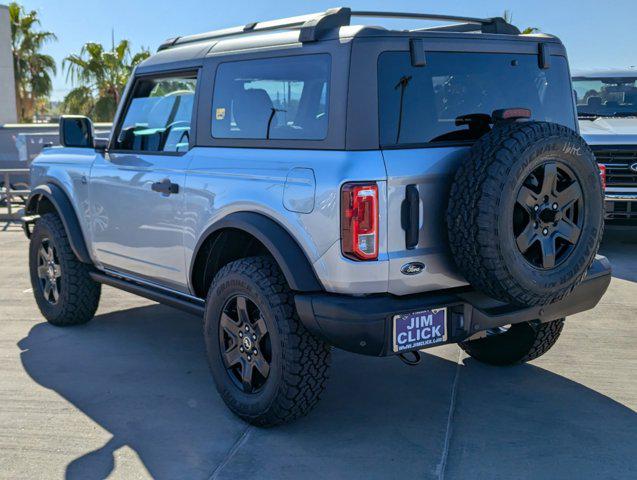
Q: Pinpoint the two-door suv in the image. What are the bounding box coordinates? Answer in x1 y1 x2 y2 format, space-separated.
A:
24 8 611 426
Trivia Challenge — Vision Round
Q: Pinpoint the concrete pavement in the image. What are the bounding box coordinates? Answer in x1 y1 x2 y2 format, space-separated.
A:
0 224 635 479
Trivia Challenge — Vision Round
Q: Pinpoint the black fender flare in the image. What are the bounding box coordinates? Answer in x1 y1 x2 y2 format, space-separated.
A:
26 184 92 264
191 211 323 292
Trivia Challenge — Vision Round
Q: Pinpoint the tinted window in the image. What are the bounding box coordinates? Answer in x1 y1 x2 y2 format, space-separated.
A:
573 76 637 118
115 75 197 152
378 52 575 146
212 55 330 140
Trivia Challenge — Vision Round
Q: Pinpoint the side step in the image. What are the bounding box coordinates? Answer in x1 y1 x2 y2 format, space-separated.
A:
89 271 205 317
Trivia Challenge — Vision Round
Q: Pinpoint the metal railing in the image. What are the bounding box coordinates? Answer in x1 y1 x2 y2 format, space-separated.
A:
0 168 30 221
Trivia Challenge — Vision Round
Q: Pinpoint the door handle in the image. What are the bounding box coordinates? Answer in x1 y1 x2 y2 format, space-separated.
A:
401 184 420 249
151 178 179 195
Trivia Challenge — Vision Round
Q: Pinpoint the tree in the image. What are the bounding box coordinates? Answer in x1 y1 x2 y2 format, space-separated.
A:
503 10 539 34
62 40 150 121
9 2 57 123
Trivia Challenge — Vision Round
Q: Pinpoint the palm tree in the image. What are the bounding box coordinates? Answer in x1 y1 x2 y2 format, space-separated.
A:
9 2 57 123
62 40 150 121
503 10 539 34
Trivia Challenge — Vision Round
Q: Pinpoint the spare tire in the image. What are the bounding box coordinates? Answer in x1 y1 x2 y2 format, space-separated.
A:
447 121 604 306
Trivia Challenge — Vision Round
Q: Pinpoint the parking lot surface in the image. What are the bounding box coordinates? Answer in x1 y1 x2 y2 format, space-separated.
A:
1 224 635 480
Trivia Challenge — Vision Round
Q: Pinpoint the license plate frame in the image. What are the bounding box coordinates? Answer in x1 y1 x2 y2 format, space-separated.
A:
392 307 448 353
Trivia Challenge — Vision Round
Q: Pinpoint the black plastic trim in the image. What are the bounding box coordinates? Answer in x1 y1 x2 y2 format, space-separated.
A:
538 42 551 69
401 184 420 249
189 211 323 293
409 38 426 66
26 184 92 264
90 271 205 317
295 256 611 356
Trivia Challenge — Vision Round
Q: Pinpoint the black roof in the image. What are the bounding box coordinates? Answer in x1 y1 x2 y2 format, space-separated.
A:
157 8 522 52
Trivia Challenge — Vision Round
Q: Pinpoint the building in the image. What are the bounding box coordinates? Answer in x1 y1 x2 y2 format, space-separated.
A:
0 4 18 124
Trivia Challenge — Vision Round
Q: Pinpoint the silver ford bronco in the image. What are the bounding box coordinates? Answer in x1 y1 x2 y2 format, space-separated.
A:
24 8 611 426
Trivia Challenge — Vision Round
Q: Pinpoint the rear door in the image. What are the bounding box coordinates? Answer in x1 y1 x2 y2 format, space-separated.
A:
377 45 577 295
89 72 198 292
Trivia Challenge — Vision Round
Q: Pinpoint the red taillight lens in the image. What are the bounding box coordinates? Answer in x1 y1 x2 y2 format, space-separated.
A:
341 183 379 261
599 164 607 190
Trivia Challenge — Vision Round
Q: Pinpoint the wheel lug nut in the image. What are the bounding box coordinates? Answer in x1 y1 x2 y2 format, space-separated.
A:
542 228 548 235
245 326 249 331
534 222 538 229
247 356 252 361
239 332 243 338
253 349 258 355
534 205 539 211
252 334 257 340
240 346 244 353
552 203 558 210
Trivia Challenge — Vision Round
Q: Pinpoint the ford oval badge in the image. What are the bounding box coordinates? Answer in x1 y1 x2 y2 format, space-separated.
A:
401 262 425 275
630 162 637 173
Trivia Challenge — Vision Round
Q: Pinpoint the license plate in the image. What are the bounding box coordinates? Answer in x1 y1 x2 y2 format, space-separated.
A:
393 308 447 353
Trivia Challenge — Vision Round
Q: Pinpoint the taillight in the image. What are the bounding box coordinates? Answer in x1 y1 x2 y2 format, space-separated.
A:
599 164 607 190
341 182 379 261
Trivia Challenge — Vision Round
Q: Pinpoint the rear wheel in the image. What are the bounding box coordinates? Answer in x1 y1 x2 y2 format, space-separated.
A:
460 319 565 366
203 256 331 426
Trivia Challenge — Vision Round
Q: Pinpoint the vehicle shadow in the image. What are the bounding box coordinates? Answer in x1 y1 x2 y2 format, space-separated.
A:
18 304 637 479
600 227 637 283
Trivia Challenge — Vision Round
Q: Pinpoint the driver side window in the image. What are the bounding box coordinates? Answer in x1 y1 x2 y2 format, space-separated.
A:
114 74 197 153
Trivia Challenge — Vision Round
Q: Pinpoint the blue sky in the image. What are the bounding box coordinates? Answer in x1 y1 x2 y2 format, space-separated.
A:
15 0 637 101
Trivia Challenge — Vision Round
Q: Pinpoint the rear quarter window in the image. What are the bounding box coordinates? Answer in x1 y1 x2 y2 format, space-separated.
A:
211 54 331 141
378 51 576 147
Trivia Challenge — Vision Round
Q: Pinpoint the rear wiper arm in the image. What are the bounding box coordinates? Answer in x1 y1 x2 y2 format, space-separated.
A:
394 75 412 144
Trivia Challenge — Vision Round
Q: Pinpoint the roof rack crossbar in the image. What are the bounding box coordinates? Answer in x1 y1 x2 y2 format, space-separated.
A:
350 11 520 35
157 7 519 52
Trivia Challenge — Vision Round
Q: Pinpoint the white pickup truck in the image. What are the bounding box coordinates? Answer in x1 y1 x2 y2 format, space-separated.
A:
574 68 637 220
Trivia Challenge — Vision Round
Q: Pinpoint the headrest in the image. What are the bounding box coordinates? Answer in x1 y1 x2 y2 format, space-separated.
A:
233 88 273 138
587 96 602 107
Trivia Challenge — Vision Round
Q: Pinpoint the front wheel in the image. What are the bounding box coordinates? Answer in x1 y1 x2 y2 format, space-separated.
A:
203 256 331 426
460 319 565 366
29 213 101 326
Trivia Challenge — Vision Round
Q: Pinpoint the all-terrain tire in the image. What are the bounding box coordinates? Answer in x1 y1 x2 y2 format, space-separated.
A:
203 256 331 427
447 122 604 306
460 319 565 366
29 213 101 326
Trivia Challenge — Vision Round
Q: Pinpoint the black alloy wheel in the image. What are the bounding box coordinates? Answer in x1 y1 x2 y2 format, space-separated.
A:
219 294 272 394
36 237 62 305
514 161 584 270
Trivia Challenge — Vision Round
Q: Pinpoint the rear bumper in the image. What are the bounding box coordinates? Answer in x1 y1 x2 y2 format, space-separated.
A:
295 255 612 356
605 193 637 220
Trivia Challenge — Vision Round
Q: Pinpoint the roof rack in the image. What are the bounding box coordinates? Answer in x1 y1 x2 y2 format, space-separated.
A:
158 7 520 51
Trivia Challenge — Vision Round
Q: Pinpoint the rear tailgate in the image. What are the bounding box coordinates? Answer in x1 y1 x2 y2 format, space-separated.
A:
382 147 468 295
377 44 576 295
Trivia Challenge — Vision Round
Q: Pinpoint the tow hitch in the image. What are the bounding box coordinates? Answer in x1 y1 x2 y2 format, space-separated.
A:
398 350 421 366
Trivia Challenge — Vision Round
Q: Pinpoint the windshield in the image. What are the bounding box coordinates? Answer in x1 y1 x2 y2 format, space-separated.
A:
378 52 576 147
573 76 637 118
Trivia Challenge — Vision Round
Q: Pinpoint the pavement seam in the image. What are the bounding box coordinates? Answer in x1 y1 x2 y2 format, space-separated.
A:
435 348 462 480
208 424 254 480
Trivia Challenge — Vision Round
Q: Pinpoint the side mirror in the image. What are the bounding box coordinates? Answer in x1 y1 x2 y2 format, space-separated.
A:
59 115 94 148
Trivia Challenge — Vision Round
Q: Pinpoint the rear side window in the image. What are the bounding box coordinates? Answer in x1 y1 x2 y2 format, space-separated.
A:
212 54 330 140
378 52 576 147
114 74 197 153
